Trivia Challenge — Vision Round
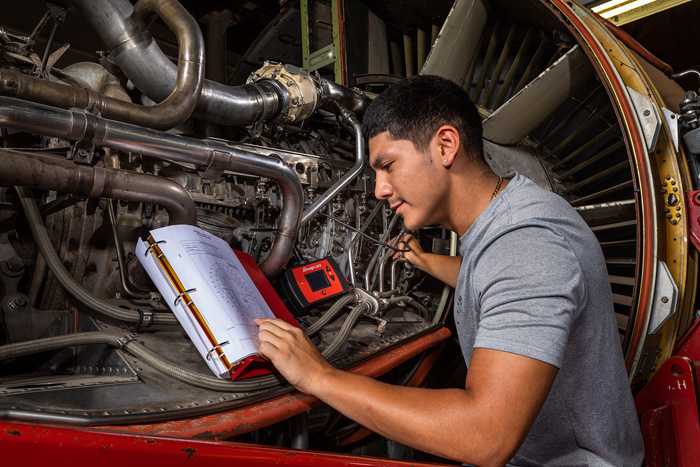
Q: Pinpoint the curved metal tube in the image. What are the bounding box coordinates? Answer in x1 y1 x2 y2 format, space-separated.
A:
15 187 178 325
0 97 302 276
70 0 282 127
0 149 196 225
320 80 370 115
301 104 366 224
365 214 400 291
0 0 204 130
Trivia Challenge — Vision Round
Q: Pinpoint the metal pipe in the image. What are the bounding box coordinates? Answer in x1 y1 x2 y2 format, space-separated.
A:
0 148 196 225
107 201 151 299
390 258 407 291
346 201 383 287
38 19 60 76
28 253 46 307
378 249 393 293
365 214 400 291
301 104 365 224
0 0 204 130
319 80 369 115
69 0 282 127
15 187 178 326
0 97 301 276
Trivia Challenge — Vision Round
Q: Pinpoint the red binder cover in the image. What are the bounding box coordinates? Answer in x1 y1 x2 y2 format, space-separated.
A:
230 251 299 380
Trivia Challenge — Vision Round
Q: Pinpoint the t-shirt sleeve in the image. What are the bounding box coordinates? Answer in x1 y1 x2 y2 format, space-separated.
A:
471 225 587 368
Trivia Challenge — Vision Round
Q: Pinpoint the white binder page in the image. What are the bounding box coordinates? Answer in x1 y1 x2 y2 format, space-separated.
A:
150 225 275 371
135 238 228 377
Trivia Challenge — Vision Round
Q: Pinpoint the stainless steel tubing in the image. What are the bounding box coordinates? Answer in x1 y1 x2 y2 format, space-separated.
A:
319 79 370 115
0 149 196 225
365 214 400 290
378 249 393 293
70 0 283 127
301 104 366 224
390 258 407 291
346 201 383 287
0 97 302 276
0 0 204 130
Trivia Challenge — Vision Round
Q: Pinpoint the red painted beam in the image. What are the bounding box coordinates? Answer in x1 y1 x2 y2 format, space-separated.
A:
635 356 700 467
96 327 452 438
0 421 447 467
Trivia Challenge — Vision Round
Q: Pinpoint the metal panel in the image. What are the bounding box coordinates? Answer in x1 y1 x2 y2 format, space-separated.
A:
483 45 592 145
421 0 488 84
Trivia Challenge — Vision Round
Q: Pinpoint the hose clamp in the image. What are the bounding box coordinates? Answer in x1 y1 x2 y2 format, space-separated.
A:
353 288 380 317
136 309 154 330
116 332 138 349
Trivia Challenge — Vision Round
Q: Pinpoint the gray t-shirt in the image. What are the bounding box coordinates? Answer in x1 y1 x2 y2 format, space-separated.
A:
454 174 643 466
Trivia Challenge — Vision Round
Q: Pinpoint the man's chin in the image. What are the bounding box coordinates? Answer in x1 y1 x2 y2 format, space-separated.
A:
399 211 425 231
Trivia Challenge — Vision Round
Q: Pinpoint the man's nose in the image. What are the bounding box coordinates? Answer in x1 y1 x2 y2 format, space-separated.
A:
374 173 392 200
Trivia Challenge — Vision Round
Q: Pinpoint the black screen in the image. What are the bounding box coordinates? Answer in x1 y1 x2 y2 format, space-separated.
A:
305 269 330 292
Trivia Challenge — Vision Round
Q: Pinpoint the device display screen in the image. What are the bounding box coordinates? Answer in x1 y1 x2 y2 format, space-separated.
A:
305 269 331 292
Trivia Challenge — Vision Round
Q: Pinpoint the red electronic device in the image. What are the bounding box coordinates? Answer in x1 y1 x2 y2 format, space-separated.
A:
282 257 351 311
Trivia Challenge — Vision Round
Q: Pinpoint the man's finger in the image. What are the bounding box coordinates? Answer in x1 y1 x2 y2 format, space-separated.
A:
259 328 288 346
258 340 282 360
261 318 299 333
258 320 294 340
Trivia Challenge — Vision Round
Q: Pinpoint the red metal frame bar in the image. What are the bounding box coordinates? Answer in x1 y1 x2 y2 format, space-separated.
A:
337 342 445 447
95 327 451 438
635 302 700 467
635 356 700 467
0 421 447 467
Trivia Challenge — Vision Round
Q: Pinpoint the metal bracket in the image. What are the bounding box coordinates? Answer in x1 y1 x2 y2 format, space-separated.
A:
627 86 661 153
353 288 380 317
68 112 100 165
649 260 679 335
662 108 680 152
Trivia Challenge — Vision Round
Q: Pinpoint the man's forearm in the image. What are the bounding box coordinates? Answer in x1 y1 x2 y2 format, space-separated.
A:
312 368 505 466
415 253 461 288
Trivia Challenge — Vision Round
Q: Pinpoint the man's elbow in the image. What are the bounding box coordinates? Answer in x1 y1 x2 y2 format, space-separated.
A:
454 429 522 466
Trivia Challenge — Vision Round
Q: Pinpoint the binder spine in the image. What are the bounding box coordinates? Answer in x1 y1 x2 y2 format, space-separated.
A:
144 235 233 372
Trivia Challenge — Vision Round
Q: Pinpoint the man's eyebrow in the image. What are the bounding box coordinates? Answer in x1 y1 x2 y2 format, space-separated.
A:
369 154 385 170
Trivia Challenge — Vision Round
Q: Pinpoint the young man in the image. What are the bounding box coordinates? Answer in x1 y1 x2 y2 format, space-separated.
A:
257 76 644 466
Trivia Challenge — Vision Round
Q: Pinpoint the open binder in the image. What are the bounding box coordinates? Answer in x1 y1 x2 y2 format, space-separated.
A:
137 225 299 380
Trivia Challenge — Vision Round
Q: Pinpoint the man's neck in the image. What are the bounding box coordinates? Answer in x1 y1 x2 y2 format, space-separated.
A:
444 167 503 236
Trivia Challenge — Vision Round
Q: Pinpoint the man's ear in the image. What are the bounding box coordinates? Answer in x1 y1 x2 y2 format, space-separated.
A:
434 125 461 169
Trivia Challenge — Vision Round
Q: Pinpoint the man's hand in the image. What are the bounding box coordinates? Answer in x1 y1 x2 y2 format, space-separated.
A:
256 318 335 394
392 232 461 287
392 232 426 269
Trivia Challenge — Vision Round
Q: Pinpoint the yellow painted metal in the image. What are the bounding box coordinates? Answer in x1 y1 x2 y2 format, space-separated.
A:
574 2 695 383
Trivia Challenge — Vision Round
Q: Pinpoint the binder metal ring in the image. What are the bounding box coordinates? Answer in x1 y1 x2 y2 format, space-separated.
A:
143 240 167 257
205 340 230 361
173 288 197 306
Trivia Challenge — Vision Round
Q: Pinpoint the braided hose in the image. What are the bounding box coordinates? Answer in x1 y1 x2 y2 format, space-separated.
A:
0 331 282 392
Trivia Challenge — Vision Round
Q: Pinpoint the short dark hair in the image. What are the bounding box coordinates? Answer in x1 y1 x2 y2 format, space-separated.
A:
362 75 483 162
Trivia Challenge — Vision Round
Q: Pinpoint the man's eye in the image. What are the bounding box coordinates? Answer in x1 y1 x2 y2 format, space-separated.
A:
383 162 394 172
